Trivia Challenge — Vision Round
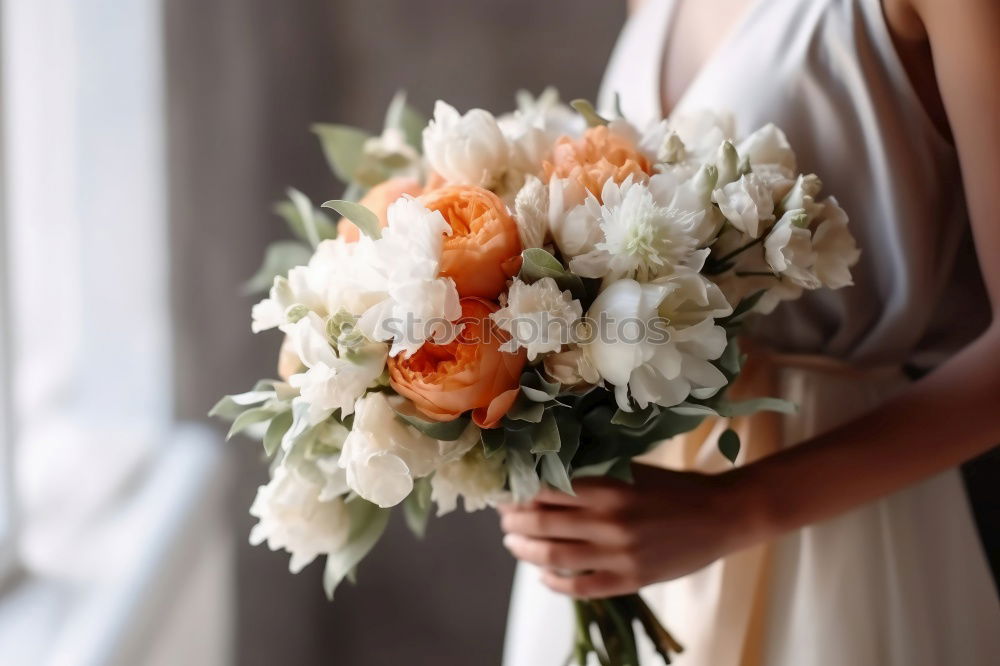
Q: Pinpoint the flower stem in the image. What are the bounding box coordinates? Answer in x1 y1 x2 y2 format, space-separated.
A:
711 234 766 267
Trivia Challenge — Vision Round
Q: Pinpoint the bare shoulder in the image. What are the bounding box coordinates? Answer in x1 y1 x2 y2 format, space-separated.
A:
628 0 651 16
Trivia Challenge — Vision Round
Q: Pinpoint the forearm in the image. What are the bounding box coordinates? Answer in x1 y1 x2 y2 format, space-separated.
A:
737 324 1000 538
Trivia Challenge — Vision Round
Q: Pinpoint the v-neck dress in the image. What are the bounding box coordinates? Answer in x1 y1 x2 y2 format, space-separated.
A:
502 1 999 664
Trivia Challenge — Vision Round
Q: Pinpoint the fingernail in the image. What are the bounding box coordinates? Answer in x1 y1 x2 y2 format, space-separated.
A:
503 534 518 550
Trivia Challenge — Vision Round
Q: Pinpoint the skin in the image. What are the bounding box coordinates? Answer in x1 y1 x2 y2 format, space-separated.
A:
501 0 1000 599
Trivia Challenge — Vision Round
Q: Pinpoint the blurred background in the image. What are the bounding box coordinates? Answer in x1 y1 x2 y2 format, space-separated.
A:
0 0 625 664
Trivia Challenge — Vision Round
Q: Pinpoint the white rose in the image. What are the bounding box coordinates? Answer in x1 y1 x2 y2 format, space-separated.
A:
811 197 860 289
431 446 509 515
547 177 598 259
711 172 775 238
490 277 583 360
543 348 601 388
764 209 821 289
339 392 479 508
249 464 351 574
423 101 510 189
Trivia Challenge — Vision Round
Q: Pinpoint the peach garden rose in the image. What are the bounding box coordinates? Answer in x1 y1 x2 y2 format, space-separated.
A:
336 177 423 242
543 124 653 198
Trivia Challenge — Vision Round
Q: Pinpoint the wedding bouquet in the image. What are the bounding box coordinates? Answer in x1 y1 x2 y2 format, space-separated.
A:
213 89 859 665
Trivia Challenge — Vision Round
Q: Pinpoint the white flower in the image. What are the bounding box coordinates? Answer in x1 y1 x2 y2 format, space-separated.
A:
583 277 729 411
738 124 797 198
356 197 463 357
504 87 584 138
249 464 351 574
285 313 387 423
669 109 735 161
764 209 821 289
811 197 860 289
512 176 550 249
547 177 598 258
711 172 775 238
251 264 326 333
543 348 601 387
569 177 704 282
491 277 582 360
363 126 421 177
431 446 509 515
339 392 479 508
423 101 510 189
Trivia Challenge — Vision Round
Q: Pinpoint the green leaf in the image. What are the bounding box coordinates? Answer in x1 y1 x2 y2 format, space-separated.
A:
323 499 390 600
263 409 293 457
243 240 314 294
287 188 338 248
391 399 471 440
312 123 372 184
530 411 561 454
519 248 586 298
570 99 609 127
669 403 718 417
611 404 661 427
321 199 382 240
481 427 506 458
540 453 574 495
572 458 621 478
226 406 278 440
715 397 797 417
506 398 545 423
719 290 766 326
209 388 275 420
505 447 541 502
281 400 316 452
554 411 582 466
383 90 426 151
718 428 741 464
717 338 743 376
403 477 433 538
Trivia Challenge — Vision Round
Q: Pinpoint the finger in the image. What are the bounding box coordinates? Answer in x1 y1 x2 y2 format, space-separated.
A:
540 569 641 599
534 480 633 511
502 534 628 572
500 507 630 544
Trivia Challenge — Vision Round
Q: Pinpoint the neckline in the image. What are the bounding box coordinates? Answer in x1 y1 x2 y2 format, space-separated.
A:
655 0 766 118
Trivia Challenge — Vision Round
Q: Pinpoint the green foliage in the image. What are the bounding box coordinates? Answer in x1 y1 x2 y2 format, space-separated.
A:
569 99 609 127
312 123 372 184
323 498 390 600
391 399 471 440
383 90 426 151
321 199 382 240
403 477 433 538
243 240 313 295
718 428 741 464
519 248 587 299
277 188 338 247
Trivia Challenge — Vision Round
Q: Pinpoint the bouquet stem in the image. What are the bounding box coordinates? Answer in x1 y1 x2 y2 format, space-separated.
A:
570 594 682 666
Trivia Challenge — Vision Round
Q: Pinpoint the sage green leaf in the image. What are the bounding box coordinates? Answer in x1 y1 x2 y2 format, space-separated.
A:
312 123 372 184
555 411 582 465
519 369 561 403
720 290 766 326
717 338 743 376
263 409 293 457
715 397 797 417
506 447 541 502
209 388 275 420
718 428 741 464
570 99 609 127
669 403 718 417
391 400 471 440
403 477 433 538
243 240 314 294
321 199 382 240
323 499 390 600
530 411 561 454
281 400 315 453
286 188 338 248
572 458 621 478
507 398 545 423
611 404 661 427
540 453 574 495
383 90 426 150
519 248 586 298
226 406 278 440
481 427 506 458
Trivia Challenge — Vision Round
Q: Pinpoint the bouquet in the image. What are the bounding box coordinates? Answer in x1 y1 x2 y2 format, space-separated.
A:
213 89 859 665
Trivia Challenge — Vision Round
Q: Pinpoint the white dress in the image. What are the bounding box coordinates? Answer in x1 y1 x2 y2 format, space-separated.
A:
503 1 1000 664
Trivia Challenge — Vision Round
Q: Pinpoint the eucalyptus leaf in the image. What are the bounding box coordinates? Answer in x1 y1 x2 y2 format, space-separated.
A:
391 400 471 441
275 191 338 246
226 406 279 440
530 411 561 454
263 409 293 457
611 404 660 427
554 411 582 466
715 397 797 417
506 447 541 502
572 458 621 478
519 248 587 298
312 123 372 184
540 453 574 495
321 199 382 240
720 290 766 326
570 99 609 127
481 427 506 458
323 499 390 600
281 400 315 453
383 90 426 150
403 477 433 538
718 428 741 464
507 399 545 423
669 403 718 417
243 240 314 294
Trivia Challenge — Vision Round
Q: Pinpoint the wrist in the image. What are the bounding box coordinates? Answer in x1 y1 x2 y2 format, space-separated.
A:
715 464 782 549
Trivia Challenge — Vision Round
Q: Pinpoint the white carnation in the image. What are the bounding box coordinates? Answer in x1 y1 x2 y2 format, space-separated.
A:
356 197 463 357
711 172 775 238
764 209 821 289
431 446 509 516
249 464 351 574
338 393 479 508
512 176 550 249
811 197 860 289
423 101 510 189
491 277 582 360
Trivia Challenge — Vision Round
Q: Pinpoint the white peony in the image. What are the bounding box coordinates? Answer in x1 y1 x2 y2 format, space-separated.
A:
811 197 860 289
490 277 583 360
249 464 351 574
568 176 705 283
338 392 480 508
423 101 510 189
711 172 775 238
356 197 463 357
431 446 509 515
285 312 388 423
583 277 730 411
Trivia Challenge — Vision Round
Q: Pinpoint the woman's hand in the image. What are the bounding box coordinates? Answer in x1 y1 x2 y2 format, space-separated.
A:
498 464 770 598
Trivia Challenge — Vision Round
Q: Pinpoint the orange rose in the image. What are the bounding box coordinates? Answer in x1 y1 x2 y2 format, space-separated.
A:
421 185 522 299
544 125 653 198
388 298 526 428
336 178 423 243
